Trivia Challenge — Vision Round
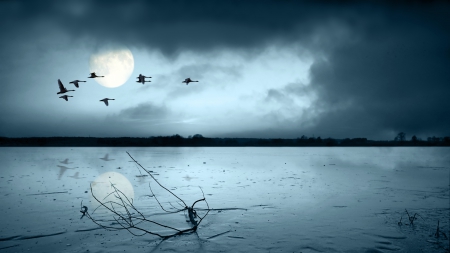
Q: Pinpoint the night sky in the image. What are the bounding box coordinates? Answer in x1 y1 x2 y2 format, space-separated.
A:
1 0 449 140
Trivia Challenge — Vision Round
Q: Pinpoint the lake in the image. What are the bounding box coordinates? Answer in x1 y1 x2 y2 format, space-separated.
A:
0 147 448 252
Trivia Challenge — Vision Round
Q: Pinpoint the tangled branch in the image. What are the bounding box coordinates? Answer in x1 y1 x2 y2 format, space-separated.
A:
80 152 210 239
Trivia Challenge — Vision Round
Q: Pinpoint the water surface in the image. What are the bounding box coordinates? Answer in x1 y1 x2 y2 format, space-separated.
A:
0 147 448 252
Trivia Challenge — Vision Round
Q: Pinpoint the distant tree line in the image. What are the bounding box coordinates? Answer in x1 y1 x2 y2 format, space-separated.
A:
0 133 449 147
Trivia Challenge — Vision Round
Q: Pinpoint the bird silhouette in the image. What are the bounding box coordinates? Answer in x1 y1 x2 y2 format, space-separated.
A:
182 78 199 85
136 74 152 84
69 80 86 88
88 72 104 78
100 98 115 106
57 79 75 94
59 95 73 101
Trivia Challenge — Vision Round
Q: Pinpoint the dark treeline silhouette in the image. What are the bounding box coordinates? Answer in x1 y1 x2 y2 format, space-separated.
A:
0 134 449 147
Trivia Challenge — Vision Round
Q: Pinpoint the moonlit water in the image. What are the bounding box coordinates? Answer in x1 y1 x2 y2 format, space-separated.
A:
0 147 448 252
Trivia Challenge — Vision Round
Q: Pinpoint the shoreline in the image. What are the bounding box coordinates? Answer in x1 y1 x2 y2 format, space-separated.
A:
1 136 449 147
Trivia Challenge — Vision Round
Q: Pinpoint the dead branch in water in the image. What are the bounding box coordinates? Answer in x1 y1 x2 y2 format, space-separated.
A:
80 152 209 239
434 220 449 240
404 209 425 226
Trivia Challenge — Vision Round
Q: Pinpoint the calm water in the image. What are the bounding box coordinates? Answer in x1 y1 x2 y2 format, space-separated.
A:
0 147 449 252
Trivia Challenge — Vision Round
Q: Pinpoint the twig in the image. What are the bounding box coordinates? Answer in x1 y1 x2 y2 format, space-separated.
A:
127 151 188 208
435 220 449 240
405 209 425 225
80 152 210 239
397 216 402 226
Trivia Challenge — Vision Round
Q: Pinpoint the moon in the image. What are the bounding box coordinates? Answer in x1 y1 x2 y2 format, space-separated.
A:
90 171 135 212
89 48 134 88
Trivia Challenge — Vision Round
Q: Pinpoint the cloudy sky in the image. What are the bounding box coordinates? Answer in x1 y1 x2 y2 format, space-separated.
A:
0 0 449 140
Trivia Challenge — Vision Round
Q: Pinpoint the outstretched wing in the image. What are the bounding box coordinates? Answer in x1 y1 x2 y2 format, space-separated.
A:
70 81 79 88
58 79 64 90
104 100 109 106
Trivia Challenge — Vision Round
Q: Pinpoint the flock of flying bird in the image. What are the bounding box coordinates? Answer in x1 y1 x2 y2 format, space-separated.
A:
56 72 199 106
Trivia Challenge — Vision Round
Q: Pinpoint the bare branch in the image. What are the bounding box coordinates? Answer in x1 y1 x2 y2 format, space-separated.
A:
80 152 210 240
127 151 188 208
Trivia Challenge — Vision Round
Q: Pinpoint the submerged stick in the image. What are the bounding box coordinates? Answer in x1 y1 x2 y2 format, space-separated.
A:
435 220 449 240
27 191 68 196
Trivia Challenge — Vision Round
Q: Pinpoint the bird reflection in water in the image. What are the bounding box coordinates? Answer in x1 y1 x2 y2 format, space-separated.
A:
183 175 197 181
136 174 147 185
100 154 114 161
57 165 75 180
59 158 72 164
69 172 85 179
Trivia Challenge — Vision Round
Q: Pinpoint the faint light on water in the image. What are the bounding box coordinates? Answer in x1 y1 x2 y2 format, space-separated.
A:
90 171 135 211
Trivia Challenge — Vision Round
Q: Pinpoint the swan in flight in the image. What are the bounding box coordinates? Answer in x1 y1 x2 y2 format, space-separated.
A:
100 98 115 106
136 74 152 84
59 95 73 101
88 72 104 78
182 78 199 85
69 80 86 88
57 79 75 94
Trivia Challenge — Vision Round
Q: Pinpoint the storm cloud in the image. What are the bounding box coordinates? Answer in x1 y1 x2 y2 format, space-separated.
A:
0 0 449 139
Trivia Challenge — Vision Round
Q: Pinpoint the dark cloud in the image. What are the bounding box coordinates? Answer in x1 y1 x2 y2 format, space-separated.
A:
305 11 450 140
2 1 449 59
0 0 449 139
0 1 389 56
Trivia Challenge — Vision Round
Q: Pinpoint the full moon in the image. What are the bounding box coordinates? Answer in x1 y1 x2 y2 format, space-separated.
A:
89 48 134 88
90 171 135 212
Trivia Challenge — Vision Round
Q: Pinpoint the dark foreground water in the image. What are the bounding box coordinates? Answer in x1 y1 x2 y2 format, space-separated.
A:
0 147 448 252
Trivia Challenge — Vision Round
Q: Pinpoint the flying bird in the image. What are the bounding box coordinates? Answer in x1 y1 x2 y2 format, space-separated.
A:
59 95 73 101
69 80 86 88
100 98 115 106
57 79 75 94
88 72 104 78
182 78 199 85
136 74 152 84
